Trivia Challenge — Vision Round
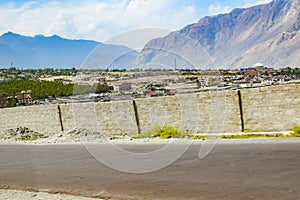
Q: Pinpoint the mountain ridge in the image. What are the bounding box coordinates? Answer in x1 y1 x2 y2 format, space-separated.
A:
0 31 136 69
135 0 300 69
2 0 300 69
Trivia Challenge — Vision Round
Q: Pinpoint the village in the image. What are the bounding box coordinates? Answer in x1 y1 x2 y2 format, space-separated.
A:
0 63 299 108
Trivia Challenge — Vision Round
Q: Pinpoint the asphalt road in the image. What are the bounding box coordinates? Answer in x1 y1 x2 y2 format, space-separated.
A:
0 139 300 200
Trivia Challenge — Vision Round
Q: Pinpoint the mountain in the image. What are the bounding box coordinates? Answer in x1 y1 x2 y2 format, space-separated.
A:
0 32 137 69
135 0 300 69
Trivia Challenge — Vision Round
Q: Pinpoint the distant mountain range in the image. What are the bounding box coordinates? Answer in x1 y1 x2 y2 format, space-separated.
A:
1 0 299 69
135 0 300 69
0 32 137 69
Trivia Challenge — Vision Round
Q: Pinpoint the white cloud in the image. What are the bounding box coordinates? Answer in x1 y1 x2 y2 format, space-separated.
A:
184 6 195 14
243 0 272 7
208 4 232 15
208 0 272 17
0 0 199 42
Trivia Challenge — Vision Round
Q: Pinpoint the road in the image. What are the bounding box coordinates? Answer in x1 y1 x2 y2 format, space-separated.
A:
0 139 300 200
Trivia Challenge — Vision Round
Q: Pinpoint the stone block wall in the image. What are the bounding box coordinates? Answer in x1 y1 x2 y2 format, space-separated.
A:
241 84 300 132
0 104 61 134
134 90 241 134
59 101 137 135
0 84 299 135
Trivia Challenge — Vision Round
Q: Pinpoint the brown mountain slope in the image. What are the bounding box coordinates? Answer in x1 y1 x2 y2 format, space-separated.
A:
135 0 300 69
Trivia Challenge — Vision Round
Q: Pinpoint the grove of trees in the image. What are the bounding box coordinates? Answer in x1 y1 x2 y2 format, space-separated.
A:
0 79 113 107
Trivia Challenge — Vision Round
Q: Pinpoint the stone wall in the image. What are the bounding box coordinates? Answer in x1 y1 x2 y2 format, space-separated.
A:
0 104 61 134
58 101 137 135
134 90 241 134
0 84 299 135
241 84 300 132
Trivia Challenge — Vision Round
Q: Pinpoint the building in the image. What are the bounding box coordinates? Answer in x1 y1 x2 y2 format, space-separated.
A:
0 93 9 108
97 78 108 87
254 63 264 70
114 83 132 92
17 90 33 105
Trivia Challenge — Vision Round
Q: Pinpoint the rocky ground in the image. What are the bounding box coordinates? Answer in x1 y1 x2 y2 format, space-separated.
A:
0 189 102 200
0 126 292 145
0 127 110 144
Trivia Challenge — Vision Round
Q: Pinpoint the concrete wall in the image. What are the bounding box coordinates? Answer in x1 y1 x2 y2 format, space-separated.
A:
0 84 299 135
241 84 300 132
0 104 61 134
134 90 241 134
59 101 137 135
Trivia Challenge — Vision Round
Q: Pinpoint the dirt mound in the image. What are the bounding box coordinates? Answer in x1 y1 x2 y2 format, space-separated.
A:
2 127 48 140
66 128 108 141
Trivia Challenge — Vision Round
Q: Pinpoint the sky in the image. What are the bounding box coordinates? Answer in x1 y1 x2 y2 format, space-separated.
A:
0 0 272 42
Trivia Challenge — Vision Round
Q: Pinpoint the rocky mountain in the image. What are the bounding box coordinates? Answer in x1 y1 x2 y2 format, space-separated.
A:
135 0 300 69
0 32 137 69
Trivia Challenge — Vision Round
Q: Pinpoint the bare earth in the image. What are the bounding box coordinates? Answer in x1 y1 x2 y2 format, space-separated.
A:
0 189 100 200
0 139 300 200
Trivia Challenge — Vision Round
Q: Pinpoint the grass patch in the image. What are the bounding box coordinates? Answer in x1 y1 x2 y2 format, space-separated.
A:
16 136 41 141
131 126 295 140
110 133 127 140
221 133 286 139
192 135 218 140
132 125 190 139
192 133 287 140
244 128 252 133
290 125 300 137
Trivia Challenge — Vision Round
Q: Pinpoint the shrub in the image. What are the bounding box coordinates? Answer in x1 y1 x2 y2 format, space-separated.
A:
110 133 126 140
132 125 189 139
291 125 300 137
153 125 188 139
16 136 40 141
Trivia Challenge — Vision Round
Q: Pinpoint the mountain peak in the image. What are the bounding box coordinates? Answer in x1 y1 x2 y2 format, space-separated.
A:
135 0 300 68
0 32 137 69
0 32 100 68
1 32 65 40
1 31 22 38
34 34 45 38
49 34 62 39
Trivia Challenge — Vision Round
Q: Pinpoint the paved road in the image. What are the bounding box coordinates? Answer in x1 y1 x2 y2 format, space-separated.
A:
0 139 300 200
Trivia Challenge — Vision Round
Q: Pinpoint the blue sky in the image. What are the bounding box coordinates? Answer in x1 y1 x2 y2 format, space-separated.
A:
0 0 272 42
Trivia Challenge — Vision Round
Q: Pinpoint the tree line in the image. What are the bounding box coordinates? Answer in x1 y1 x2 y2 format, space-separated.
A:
0 79 112 106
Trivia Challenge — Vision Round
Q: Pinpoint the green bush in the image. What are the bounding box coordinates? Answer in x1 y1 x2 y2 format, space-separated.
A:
291 125 300 137
153 126 188 139
132 125 189 139
110 133 126 140
16 136 40 141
